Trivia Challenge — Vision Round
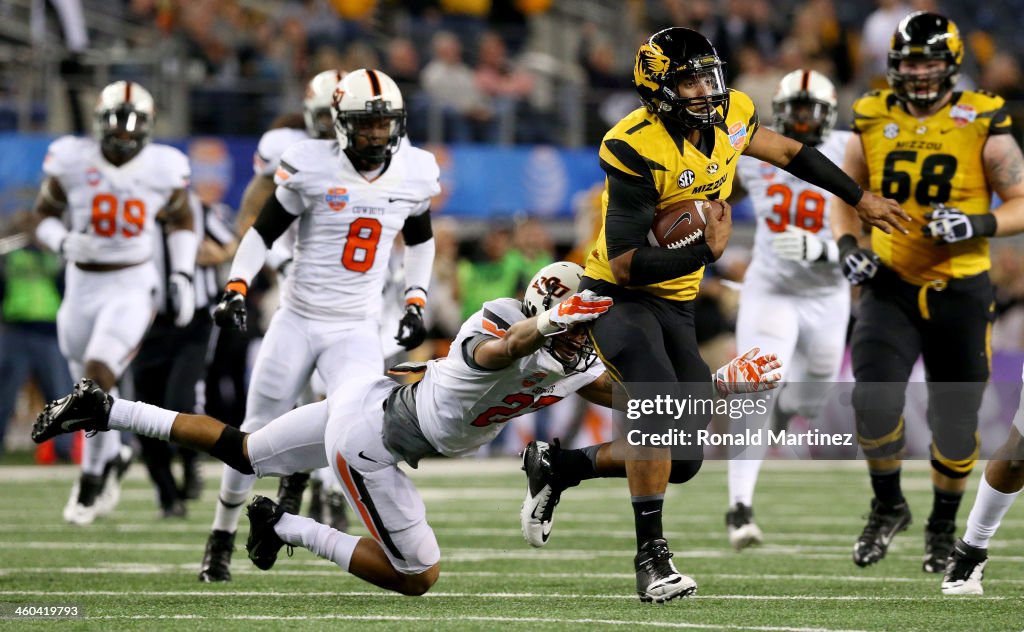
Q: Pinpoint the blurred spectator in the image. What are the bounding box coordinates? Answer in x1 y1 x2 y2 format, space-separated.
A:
0 212 74 459
457 224 529 319
488 0 548 54
579 27 634 144
341 41 382 72
439 0 490 54
790 0 854 84
732 45 787 121
511 216 555 277
981 53 1024 143
421 30 494 142
474 30 535 143
858 0 911 89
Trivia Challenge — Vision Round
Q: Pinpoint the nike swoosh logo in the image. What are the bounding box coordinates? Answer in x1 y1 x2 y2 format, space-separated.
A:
358 451 380 463
939 128 955 134
663 212 692 238
641 510 661 516
726 153 737 164
389 197 419 203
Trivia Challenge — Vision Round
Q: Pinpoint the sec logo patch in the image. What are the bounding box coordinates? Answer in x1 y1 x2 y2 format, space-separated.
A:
325 187 349 211
677 169 695 188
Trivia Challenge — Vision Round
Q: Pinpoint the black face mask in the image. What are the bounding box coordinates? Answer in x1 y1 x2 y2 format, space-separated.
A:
337 107 406 168
96 106 150 164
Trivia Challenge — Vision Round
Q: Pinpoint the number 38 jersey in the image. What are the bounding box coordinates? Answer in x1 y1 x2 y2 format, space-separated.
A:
416 298 605 457
853 89 1012 284
43 136 190 265
273 139 440 321
736 130 850 295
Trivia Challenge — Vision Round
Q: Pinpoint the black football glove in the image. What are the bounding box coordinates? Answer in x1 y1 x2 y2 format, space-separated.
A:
213 290 247 331
838 235 880 286
923 205 997 244
395 304 427 350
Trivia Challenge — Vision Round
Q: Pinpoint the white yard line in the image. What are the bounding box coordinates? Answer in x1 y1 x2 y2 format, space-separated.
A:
79 613 871 632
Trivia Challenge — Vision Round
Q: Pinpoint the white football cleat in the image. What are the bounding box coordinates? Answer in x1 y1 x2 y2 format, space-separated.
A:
63 474 104 526
726 503 763 551
941 538 987 595
95 444 134 516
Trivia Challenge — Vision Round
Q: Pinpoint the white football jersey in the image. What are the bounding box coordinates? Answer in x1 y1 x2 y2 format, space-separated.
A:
273 139 440 321
736 130 851 295
253 127 308 177
43 136 190 265
416 298 605 457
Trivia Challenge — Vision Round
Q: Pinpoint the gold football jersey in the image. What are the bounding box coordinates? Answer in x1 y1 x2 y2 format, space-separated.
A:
853 89 1012 284
584 90 759 301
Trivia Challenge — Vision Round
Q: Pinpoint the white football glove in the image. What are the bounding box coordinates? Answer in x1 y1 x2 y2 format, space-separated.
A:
537 290 614 336
60 232 96 262
771 225 838 263
714 346 783 397
168 272 196 327
922 205 996 244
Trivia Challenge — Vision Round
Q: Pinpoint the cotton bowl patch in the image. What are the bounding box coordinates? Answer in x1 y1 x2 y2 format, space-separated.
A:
325 187 349 211
728 122 747 149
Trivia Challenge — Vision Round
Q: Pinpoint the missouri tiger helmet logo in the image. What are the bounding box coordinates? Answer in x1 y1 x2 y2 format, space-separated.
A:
634 41 671 93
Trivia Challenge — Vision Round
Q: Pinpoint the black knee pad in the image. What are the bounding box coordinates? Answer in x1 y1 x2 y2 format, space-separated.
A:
210 426 253 475
669 458 703 485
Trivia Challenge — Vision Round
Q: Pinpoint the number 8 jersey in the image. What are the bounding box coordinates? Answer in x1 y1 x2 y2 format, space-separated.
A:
852 89 1012 284
273 138 440 321
736 130 850 295
43 136 190 265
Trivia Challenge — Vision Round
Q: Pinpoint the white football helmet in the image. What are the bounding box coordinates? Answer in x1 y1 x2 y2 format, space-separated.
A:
94 80 155 163
304 69 347 139
771 69 838 146
332 68 406 164
522 261 597 373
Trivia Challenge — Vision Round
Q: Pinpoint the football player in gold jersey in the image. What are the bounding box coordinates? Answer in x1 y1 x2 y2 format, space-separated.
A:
517 26 906 603
832 11 1024 573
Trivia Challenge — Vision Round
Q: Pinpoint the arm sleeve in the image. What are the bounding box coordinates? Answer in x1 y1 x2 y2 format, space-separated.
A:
403 238 435 305
401 210 433 246
252 190 299 247
604 174 658 259
782 144 863 207
600 141 715 284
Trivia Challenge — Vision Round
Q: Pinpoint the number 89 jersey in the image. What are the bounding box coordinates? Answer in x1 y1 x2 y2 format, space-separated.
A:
853 89 1012 284
273 139 440 321
736 131 850 295
43 136 190 265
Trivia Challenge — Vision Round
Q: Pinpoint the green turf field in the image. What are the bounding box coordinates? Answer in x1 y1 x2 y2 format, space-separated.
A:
1 458 1022 630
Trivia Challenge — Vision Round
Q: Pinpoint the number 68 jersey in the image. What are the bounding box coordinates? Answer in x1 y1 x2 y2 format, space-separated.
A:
736 130 850 296
42 136 191 265
273 139 440 322
415 298 605 458
852 89 1011 284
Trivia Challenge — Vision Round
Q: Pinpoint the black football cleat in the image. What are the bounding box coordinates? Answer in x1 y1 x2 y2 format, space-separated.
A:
32 379 112 444
634 538 697 603
246 495 291 571
852 499 912 567
325 488 349 532
198 530 235 582
923 519 956 573
276 472 310 516
941 538 988 595
520 440 563 547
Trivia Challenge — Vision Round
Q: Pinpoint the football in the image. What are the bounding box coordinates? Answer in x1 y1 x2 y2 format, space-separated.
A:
651 199 722 249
